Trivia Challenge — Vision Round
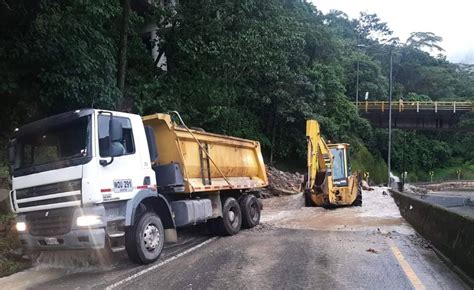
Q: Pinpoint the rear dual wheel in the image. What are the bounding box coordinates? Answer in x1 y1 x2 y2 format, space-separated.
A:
240 194 260 229
208 197 242 236
208 195 261 236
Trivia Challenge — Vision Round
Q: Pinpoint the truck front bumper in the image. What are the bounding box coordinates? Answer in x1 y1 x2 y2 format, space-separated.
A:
18 228 106 251
17 205 107 251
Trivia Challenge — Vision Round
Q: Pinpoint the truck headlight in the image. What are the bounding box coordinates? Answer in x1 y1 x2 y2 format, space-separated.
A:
16 222 26 232
76 215 102 227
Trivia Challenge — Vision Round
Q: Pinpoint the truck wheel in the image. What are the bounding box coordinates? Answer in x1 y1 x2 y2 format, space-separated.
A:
218 197 242 236
240 195 260 229
125 212 165 264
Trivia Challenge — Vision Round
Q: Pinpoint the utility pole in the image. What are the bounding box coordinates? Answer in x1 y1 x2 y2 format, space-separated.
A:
355 44 366 111
387 50 393 186
356 59 360 108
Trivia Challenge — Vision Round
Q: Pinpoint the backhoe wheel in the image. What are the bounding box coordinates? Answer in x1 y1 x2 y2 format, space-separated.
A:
125 212 165 264
216 197 242 236
352 188 363 207
304 191 314 207
240 194 261 229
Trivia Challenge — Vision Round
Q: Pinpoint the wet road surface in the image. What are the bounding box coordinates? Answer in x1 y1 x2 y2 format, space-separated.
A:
0 187 469 289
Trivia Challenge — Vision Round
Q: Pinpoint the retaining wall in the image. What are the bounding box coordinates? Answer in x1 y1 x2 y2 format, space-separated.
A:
389 189 474 282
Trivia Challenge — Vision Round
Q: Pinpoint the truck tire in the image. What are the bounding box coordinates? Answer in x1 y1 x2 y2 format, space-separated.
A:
125 212 165 264
240 194 260 229
217 197 242 236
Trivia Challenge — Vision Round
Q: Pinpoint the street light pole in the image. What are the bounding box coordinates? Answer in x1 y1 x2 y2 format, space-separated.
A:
356 59 360 108
355 44 366 111
387 50 393 186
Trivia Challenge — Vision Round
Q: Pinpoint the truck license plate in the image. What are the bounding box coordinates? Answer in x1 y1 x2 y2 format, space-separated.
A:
44 237 59 245
113 179 133 193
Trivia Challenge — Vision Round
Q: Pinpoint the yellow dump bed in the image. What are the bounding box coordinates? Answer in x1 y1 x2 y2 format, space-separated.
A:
142 113 268 193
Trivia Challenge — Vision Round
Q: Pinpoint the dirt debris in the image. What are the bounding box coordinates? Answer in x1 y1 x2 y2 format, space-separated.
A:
366 248 378 254
246 223 275 233
408 233 432 249
260 166 303 198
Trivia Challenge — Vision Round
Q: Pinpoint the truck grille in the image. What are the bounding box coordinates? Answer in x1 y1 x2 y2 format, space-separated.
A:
25 208 74 236
16 180 82 209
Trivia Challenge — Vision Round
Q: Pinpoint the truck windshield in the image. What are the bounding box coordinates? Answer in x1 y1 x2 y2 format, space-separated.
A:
330 148 346 180
12 115 91 176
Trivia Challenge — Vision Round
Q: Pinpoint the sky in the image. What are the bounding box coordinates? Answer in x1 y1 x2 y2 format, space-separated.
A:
311 0 474 64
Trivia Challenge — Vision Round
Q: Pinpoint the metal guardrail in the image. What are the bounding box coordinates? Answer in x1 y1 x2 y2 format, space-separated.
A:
356 101 474 113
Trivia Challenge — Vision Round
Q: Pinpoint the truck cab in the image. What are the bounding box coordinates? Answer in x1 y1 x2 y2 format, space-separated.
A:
9 109 162 252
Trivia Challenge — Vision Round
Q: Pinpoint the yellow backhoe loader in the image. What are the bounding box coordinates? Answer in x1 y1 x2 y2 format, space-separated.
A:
303 120 362 207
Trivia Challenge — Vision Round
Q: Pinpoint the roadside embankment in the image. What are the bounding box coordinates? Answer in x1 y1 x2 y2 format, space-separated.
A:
389 189 474 284
0 178 31 278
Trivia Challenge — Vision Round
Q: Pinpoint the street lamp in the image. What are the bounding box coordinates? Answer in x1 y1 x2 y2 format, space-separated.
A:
355 44 367 109
387 49 393 187
356 44 394 186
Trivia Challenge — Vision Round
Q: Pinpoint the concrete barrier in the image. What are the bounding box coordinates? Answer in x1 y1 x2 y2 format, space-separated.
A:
390 189 474 282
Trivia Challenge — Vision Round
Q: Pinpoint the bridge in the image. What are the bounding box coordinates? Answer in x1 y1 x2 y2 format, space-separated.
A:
356 101 474 130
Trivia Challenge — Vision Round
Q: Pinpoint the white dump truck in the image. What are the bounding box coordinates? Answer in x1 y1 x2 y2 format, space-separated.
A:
8 109 268 264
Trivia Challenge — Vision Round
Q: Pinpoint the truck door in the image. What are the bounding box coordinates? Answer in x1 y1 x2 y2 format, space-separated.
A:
96 114 145 202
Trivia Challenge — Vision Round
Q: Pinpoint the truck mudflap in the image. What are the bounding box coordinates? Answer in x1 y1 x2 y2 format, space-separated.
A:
17 205 107 250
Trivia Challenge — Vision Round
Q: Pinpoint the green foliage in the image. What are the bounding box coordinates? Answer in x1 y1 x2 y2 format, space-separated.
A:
1 0 473 181
0 212 30 277
427 161 474 182
404 92 431 101
406 32 444 52
351 142 387 184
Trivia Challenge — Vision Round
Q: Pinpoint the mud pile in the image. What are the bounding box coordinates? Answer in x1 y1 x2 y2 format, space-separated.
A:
260 166 303 198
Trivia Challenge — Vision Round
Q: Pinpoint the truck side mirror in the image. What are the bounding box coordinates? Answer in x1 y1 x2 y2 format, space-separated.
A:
109 119 123 142
8 140 16 164
109 119 124 157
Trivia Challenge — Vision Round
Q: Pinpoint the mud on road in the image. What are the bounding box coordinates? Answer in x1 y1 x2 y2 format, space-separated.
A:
262 187 413 234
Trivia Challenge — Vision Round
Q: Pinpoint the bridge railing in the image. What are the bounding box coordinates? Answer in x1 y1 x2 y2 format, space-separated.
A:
356 101 473 113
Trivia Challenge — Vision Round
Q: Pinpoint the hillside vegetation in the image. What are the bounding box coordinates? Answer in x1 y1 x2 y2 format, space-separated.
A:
1 0 474 183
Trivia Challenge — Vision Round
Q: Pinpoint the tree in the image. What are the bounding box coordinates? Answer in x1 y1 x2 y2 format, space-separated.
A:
406 32 445 52
356 12 393 44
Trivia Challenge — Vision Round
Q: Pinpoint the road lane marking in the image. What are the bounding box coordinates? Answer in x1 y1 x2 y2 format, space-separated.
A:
106 237 218 289
387 239 426 290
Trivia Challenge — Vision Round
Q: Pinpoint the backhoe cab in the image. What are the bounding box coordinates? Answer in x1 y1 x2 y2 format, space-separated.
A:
303 120 362 207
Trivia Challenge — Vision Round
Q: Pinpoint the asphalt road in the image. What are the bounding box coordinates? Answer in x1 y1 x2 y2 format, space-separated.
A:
1 188 470 289
110 228 466 289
